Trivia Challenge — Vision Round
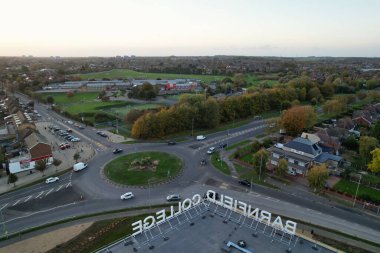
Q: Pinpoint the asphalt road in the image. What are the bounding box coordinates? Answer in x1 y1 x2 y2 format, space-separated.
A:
1 93 379 245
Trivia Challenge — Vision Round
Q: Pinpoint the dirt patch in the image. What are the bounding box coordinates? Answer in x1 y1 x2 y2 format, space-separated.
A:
128 157 159 172
0 222 92 253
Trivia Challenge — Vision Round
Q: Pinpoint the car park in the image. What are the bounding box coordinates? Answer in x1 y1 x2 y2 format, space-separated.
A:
207 147 216 154
113 148 123 154
196 135 206 141
238 180 251 187
166 194 181 201
45 177 59 184
120 192 134 200
167 140 176 145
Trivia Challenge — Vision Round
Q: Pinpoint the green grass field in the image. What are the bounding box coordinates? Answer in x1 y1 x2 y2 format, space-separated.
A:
73 69 225 83
211 152 231 175
333 179 380 204
105 104 160 117
104 152 182 185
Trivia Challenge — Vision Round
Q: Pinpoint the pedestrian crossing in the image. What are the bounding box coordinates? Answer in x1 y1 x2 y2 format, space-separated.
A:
0 182 72 210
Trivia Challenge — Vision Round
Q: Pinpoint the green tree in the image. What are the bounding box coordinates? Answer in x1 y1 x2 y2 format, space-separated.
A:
46 95 54 104
359 136 379 165
73 152 81 163
52 158 62 172
35 159 48 176
252 148 269 180
8 173 18 187
368 148 380 173
307 164 329 192
276 159 288 178
371 120 380 141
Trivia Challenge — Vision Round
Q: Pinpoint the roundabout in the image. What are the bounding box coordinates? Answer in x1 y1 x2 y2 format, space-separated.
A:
104 151 182 186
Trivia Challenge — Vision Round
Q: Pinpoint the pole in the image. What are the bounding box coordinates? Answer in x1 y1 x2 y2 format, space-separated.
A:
353 174 362 207
258 154 263 181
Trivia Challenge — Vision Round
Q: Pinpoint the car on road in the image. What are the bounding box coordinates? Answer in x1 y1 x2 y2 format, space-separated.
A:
45 177 59 184
73 162 88 172
120 192 134 200
167 140 176 145
238 180 251 187
166 194 181 201
67 120 74 124
97 131 107 137
200 159 207 165
113 148 123 154
196 135 206 141
207 147 216 154
219 143 227 149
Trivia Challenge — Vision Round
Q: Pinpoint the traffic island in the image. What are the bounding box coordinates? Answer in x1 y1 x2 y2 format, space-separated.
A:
104 152 182 186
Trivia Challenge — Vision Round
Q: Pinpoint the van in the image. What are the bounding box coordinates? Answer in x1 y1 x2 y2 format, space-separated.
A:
73 162 88 172
196 135 206 141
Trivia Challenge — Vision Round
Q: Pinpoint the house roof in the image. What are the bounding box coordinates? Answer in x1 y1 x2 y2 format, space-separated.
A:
268 147 314 163
315 153 343 163
284 137 321 156
24 132 48 149
301 132 320 144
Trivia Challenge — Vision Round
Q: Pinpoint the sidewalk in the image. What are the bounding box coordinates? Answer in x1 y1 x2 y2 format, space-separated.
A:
0 122 96 195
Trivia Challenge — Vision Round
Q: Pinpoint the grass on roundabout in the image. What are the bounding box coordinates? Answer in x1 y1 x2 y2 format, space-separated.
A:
104 152 182 185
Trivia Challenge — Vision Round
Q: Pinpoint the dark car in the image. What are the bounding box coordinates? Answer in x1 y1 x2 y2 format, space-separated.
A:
113 148 123 154
219 143 227 149
167 140 176 145
97 131 108 137
238 180 251 187
200 159 207 166
166 194 181 201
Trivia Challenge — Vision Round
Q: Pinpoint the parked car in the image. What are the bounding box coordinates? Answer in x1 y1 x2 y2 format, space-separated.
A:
166 194 181 201
73 162 88 172
120 192 134 200
167 140 176 145
45 177 59 184
97 131 107 137
287 170 296 176
113 148 123 154
207 147 216 154
238 180 251 187
71 138 81 142
66 128 73 133
196 135 206 141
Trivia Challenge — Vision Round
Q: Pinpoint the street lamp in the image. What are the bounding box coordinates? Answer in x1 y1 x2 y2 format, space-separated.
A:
353 174 362 207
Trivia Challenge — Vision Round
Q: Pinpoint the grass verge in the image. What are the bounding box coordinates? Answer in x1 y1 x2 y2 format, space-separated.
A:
211 152 231 175
239 170 277 188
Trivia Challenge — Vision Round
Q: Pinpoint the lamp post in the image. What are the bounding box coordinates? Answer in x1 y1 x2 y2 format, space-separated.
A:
353 174 362 207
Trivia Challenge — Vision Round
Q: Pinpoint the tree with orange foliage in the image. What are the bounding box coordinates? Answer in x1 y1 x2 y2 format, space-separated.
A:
280 106 316 135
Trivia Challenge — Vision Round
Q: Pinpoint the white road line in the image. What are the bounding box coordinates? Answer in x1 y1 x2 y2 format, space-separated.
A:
66 182 72 188
35 191 45 199
24 195 33 203
12 200 20 206
0 203 9 210
45 188 54 196
56 185 64 192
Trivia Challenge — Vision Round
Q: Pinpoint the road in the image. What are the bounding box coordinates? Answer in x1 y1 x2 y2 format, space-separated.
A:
0 93 379 246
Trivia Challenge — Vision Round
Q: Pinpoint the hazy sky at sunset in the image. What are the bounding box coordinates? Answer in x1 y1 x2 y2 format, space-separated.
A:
1 0 379 57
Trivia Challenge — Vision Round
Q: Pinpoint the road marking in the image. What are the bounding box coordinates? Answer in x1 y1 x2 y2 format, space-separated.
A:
24 196 33 203
56 185 64 192
45 188 54 196
0 203 9 210
66 182 72 188
35 191 45 199
12 200 20 206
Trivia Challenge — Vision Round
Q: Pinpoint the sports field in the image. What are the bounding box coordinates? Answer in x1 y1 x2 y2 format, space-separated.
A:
73 69 225 83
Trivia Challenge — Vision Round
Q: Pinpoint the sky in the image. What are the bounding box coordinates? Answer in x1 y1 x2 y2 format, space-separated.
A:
1 0 379 57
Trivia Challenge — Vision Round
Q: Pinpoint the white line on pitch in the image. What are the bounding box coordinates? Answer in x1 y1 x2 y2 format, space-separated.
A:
45 188 54 196
35 191 44 199
12 200 20 206
24 195 33 202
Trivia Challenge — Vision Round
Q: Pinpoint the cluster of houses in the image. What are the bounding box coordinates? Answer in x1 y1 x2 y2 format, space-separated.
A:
0 96 53 175
268 103 380 176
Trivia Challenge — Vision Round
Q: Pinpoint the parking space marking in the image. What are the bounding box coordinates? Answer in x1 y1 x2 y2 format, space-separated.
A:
12 200 20 206
56 184 64 192
0 203 9 210
35 191 45 199
45 188 54 196
24 195 33 203
66 182 72 188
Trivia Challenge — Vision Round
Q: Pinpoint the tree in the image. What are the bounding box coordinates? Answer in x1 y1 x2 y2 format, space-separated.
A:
8 173 18 187
280 106 317 135
73 152 80 162
52 158 62 172
307 164 329 192
125 109 145 124
35 159 48 176
368 148 380 173
371 120 380 141
359 136 379 165
46 95 54 104
276 159 288 178
252 149 269 179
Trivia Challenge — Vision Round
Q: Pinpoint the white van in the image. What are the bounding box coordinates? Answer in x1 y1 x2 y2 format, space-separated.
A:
73 162 88 172
196 135 206 141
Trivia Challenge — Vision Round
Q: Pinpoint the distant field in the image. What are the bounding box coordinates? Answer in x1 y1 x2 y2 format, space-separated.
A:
73 69 225 83
105 104 160 117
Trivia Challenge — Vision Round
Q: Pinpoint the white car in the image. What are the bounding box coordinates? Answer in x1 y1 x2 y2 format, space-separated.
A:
196 135 206 141
207 147 216 154
45 177 59 184
120 192 134 200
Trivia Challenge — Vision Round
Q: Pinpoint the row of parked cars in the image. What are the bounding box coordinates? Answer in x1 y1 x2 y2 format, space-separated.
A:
51 126 81 143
